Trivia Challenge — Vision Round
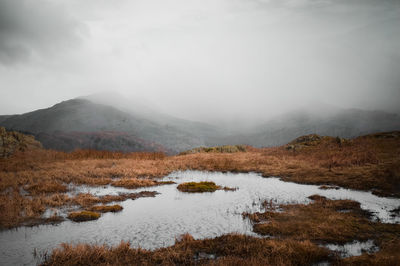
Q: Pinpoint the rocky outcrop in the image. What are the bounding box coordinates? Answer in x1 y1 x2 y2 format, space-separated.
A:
0 127 42 158
285 134 346 151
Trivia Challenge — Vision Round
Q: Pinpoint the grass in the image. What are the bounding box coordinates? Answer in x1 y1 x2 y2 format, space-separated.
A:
177 181 236 193
0 131 398 263
244 196 400 244
0 131 399 228
87 204 123 213
111 179 175 189
180 145 247 155
42 233 332 266
71 191 158 208
67 211 101 222
43 196 400 265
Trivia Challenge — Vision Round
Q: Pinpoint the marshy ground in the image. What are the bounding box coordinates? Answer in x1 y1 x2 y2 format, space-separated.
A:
0 132 399 265
177 181 236 192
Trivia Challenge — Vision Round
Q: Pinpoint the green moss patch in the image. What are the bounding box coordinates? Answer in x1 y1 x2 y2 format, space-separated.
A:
67 211 101 222
177 181 236 193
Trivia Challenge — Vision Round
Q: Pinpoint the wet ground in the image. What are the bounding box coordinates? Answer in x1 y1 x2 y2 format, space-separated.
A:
0 171 399 265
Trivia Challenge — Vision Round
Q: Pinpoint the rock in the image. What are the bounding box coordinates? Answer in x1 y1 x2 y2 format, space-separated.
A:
0 127 42 158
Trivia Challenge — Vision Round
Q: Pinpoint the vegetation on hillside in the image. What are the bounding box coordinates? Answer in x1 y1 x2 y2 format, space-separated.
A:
180 145 247 155
0 127 42 158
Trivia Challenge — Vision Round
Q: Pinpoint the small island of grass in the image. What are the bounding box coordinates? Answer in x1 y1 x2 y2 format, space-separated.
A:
67 211 101 222
177 181 236 193
88 204 123 213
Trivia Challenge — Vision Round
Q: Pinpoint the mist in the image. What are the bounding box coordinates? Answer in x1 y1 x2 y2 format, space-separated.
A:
0 0 399 124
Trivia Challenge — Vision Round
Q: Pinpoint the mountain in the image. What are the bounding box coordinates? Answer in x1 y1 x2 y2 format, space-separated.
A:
34 131 166 153
0 99 212 153
211 106 400 147
1 97 399 152
0 115 13 124
80 92 223 142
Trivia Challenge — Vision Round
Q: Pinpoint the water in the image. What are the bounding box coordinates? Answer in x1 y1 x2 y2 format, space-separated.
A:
0 171 399 265
325 240 379 258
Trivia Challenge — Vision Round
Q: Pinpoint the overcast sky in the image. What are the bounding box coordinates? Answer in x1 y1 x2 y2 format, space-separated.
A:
0 0 399 122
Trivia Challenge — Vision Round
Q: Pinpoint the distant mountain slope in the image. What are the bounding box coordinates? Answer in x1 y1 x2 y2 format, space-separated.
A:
213 108 400 147
80 92 223 142
35 131 167 153
0 115 14 124
1 97 399 152
0 99 207 153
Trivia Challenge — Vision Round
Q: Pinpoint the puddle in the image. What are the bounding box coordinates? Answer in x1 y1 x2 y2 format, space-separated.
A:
324 240 379 258
67 183 136 197
0 171 399 265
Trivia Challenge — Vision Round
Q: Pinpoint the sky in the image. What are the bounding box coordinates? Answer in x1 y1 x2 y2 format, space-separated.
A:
0 0 399 123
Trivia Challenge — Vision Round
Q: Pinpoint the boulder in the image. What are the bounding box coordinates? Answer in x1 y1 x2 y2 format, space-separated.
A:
0 127 42 158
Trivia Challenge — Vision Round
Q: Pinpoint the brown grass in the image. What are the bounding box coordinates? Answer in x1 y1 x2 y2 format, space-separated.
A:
87 204 123 213
42 234 332 266
245 196 400 244
67 211 101 222
111 178 175 189
71 191 158 208
1 132 399 229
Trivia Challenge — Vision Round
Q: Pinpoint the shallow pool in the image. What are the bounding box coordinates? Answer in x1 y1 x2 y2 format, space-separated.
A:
0 171 399 265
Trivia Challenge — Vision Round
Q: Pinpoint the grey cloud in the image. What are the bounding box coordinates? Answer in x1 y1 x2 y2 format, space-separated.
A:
0 0 399 121
0 0 85 64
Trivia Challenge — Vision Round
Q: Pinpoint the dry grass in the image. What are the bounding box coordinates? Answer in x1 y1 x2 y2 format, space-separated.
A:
0 132 399 229
245 196 400 244
67 211 101 222
42 233 332 266
70 191 158 208
87 204 123 213
111 178 174 189
42 197 400 265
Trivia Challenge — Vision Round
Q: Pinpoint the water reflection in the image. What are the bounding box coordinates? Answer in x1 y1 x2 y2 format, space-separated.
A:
0 171 399 265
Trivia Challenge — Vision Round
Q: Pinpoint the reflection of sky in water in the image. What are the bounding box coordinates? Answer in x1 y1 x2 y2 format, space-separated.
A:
1 171 399 265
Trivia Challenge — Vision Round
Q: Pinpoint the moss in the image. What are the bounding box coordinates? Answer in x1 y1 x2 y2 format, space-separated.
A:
88 204 123 213
177 181 220 192
67 211 101 222
177 181 236 193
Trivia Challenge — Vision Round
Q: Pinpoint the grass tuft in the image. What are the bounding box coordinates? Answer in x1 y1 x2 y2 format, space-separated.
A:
87 204 123 213
177 181 236 193
67 211 101 222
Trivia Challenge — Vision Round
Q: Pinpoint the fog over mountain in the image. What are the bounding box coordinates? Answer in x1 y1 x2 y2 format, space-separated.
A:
1 95 399 153
0 0 399 124
0 0 399 152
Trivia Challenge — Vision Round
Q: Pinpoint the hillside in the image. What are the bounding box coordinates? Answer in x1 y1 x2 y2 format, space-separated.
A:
211 107 400 147
1 98 400 153
35 131 167 153
0 99 207 153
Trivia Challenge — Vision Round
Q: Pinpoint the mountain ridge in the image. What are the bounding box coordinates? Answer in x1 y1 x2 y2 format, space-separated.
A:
1 97 399 153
